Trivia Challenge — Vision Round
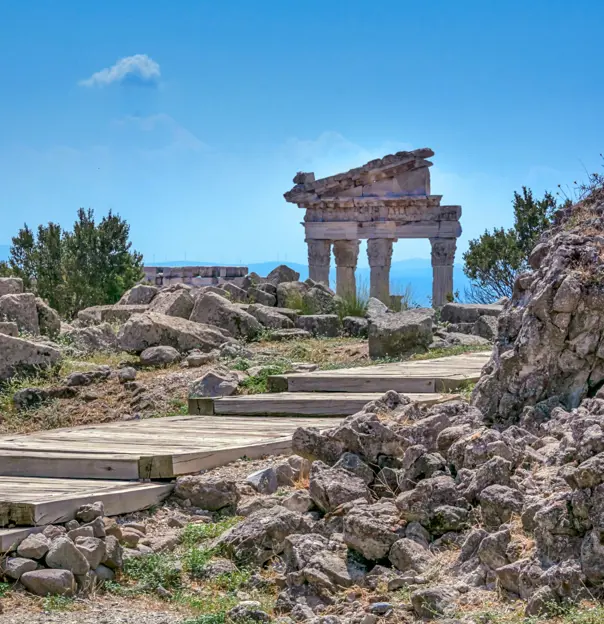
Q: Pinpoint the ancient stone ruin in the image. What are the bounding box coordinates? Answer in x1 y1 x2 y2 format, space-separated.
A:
143 265 247 287
284 148 461 306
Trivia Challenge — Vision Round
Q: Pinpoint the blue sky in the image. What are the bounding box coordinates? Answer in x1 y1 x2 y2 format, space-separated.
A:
1 0 602 267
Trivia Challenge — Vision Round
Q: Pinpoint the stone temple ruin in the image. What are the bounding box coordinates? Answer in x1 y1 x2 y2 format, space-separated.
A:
143 265 247 288
284 148 461 307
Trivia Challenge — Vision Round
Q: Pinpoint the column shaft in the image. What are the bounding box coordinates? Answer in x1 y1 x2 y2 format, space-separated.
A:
430 238 457 307
367 238 395 304
306 239 331 286
333 240 360 298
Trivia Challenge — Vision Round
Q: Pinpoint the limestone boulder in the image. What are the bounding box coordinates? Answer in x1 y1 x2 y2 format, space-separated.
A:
20 569 76 597
36 298 61 338
0 292 39 334
0 333 61 380
343 316 369 337
149 289 194 319
77 304 149 326
118 312 231 353
45 536 90 575
276 281 309 308
190 292 262 340
296 314 341 337
302 286 337 314
139 345 181 367
189 370 239 397
17 533 50 559
343 501 403 560
118 284 158 305
0 321 18 336
308 461 371 513
0 277 23 296
248 303 294 329
267 328 311 341
248 287 276 307
2 557 38 580
368 308 434 359
441 303 503 324
221 282 248 302
61 323 118 353
472 314 499 341
366 297 388 321
174 474 240 510
267 264 300 285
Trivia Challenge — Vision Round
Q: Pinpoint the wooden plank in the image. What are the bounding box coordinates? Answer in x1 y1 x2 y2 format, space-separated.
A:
269 352 489 393
0 416 338 480
202 392 458 417
0 477 173 527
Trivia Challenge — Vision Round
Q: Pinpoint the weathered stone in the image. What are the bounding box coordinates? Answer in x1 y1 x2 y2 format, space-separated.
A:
342 316 369 338
343 501 402 560
0 277 23 296
296 314 341 337
17 533 50 559
190 292 261 340
92 563 115 582
0 321 18 336
248 287 277 307
267 265 300 285
302 287 337 315
189 369 238 397
411 585 459 619
0 292 39 334
221 282 248 303
186 349 218 367
368 308 434 359
75 536 106 569
36 298 61 338
479 485 523 529
149 289 194 319
174 474 240 510
62 322 117 353
217 507 312 565
77 304 149 325
472 315 498 341
389 538 434 573
20 569 76 596
441 303 503 324
101 535 123 569
118 312 231 353
228 601 271 623
118 284 158 305
276 281 309 308
267 328 311 341
246 467 278 495
75 501 105 523
281 490 313 514
139 345 181 367
525 586 559 617
0 333 60 381
2 556 38 580
118 366 137 382
309 461 371 513
248 303 294 329
45 536 90 575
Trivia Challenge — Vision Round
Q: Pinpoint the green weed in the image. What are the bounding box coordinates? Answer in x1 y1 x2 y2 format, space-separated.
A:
41 595 75 611
120 552 182 592
181 517 241 547
239 364 289 394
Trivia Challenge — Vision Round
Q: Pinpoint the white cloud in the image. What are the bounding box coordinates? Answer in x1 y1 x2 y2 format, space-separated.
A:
79 54 161 88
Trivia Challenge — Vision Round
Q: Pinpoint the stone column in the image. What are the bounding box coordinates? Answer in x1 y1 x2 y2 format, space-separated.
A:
367 238 395 304
333 240 360 298
430 237 457 307
306 239 331 286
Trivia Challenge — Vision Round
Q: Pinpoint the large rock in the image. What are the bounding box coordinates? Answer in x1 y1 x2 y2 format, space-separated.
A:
77 304 149 325
45 536 90 575
267 265 300 285
302 287 337 314
61 323 117 353
149 289 194 319
216 507 312 565
472 314 499 341
189 370 239 397
0 292 39 334
190 292 262 340
389 538 435 573
118 312 231 353
472 196 604 422
36 298 61 338
17 533 50 559
0 277 23 296
0 333 60 380
276 281 309 308
2 556 38 580
248 303 294 329
441 303 503 324
248 287 277 307
20 569 76 596
139 345 181 367
118 284 158 305
296 314 341 337
174 474 240 510
343 501 403 560
0 321 18 336
368 308 434 359
308 461 371 513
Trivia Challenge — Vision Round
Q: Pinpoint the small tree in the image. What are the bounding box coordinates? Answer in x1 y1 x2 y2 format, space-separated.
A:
463 188 561 303
3 208 143 317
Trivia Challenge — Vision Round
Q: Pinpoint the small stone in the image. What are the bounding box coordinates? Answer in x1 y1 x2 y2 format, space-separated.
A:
75 536 106 570
118 366 137 383
75 502 105 523
246 467 278 495
20 569 76 596
83 516 106 538
123 522 146 534
43 525 67 541
101 535 123 569
120 528 144 548
368 602 393 615
64 520 79 531
2 556 37 580
17 533 50 559
67 525 95 541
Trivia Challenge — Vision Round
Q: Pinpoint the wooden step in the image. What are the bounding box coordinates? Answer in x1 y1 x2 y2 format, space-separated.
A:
0 476 173 528
190 392 458 417
0 415 337 480
268 352 489 393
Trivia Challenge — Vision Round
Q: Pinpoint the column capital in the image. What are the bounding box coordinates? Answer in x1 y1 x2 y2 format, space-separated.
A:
430 237 457 267
367 238 395 267
333 239 360 268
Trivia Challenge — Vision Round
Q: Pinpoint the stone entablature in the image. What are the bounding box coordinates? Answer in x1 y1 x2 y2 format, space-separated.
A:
284 147 462 306
144 266 247 288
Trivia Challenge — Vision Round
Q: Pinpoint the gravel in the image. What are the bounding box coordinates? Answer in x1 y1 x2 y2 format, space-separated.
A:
5 607 185 624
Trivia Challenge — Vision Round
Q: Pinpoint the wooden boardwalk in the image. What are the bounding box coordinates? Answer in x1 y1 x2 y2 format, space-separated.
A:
0 477 172 527
268 352 489 393
0 415 338 481
190 391 458 417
